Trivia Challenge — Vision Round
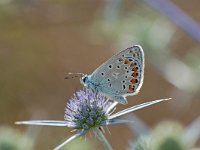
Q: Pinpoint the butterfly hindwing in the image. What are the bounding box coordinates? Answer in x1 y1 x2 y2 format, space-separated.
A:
90 45 144 98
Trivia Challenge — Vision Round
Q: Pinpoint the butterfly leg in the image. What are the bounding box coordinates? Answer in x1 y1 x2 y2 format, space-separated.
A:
112 96 127 105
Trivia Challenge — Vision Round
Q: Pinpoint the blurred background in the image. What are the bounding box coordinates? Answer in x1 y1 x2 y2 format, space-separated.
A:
0 0 200 150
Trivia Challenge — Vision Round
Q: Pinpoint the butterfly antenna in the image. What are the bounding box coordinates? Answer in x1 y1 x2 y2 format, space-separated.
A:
64 72 84 79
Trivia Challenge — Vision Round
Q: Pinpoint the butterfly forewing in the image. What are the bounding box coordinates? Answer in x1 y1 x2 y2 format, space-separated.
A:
90 45 144 97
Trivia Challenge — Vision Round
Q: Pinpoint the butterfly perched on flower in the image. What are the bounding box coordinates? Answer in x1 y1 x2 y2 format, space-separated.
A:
66 45 144 104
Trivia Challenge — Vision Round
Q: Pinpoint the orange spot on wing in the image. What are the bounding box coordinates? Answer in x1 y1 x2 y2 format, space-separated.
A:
132 67 137 72
129 84 134 92
132 72 138 78
131 78 137 84
123 59 130 64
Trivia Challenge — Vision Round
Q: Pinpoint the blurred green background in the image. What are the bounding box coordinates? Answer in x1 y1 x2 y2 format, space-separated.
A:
0 0 200 149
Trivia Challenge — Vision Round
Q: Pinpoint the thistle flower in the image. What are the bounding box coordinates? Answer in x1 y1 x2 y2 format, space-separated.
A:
151 121 187 150
0 126 34 150
16 89 170 150
130 119 200 150
131 121 188 150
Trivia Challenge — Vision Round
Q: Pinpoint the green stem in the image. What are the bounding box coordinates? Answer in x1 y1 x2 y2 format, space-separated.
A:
94 128 113 150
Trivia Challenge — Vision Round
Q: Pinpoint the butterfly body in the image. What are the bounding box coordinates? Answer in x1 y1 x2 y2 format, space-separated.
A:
80 45 144 104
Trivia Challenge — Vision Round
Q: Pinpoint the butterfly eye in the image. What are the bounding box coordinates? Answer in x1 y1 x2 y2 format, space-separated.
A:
82 76 87 83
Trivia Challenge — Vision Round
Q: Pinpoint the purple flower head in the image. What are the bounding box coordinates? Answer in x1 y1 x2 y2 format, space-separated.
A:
64 89 112 130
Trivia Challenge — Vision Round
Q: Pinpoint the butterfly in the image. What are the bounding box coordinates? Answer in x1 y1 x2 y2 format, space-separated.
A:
66 45 144 104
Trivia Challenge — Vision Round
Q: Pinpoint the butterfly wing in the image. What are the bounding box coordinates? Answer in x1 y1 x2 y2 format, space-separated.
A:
90 45 144 99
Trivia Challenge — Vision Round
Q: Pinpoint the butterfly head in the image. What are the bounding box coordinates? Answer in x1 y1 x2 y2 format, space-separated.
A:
65 72 90 88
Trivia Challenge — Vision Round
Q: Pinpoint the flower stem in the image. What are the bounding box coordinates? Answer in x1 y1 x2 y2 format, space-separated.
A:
94 128 113 150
